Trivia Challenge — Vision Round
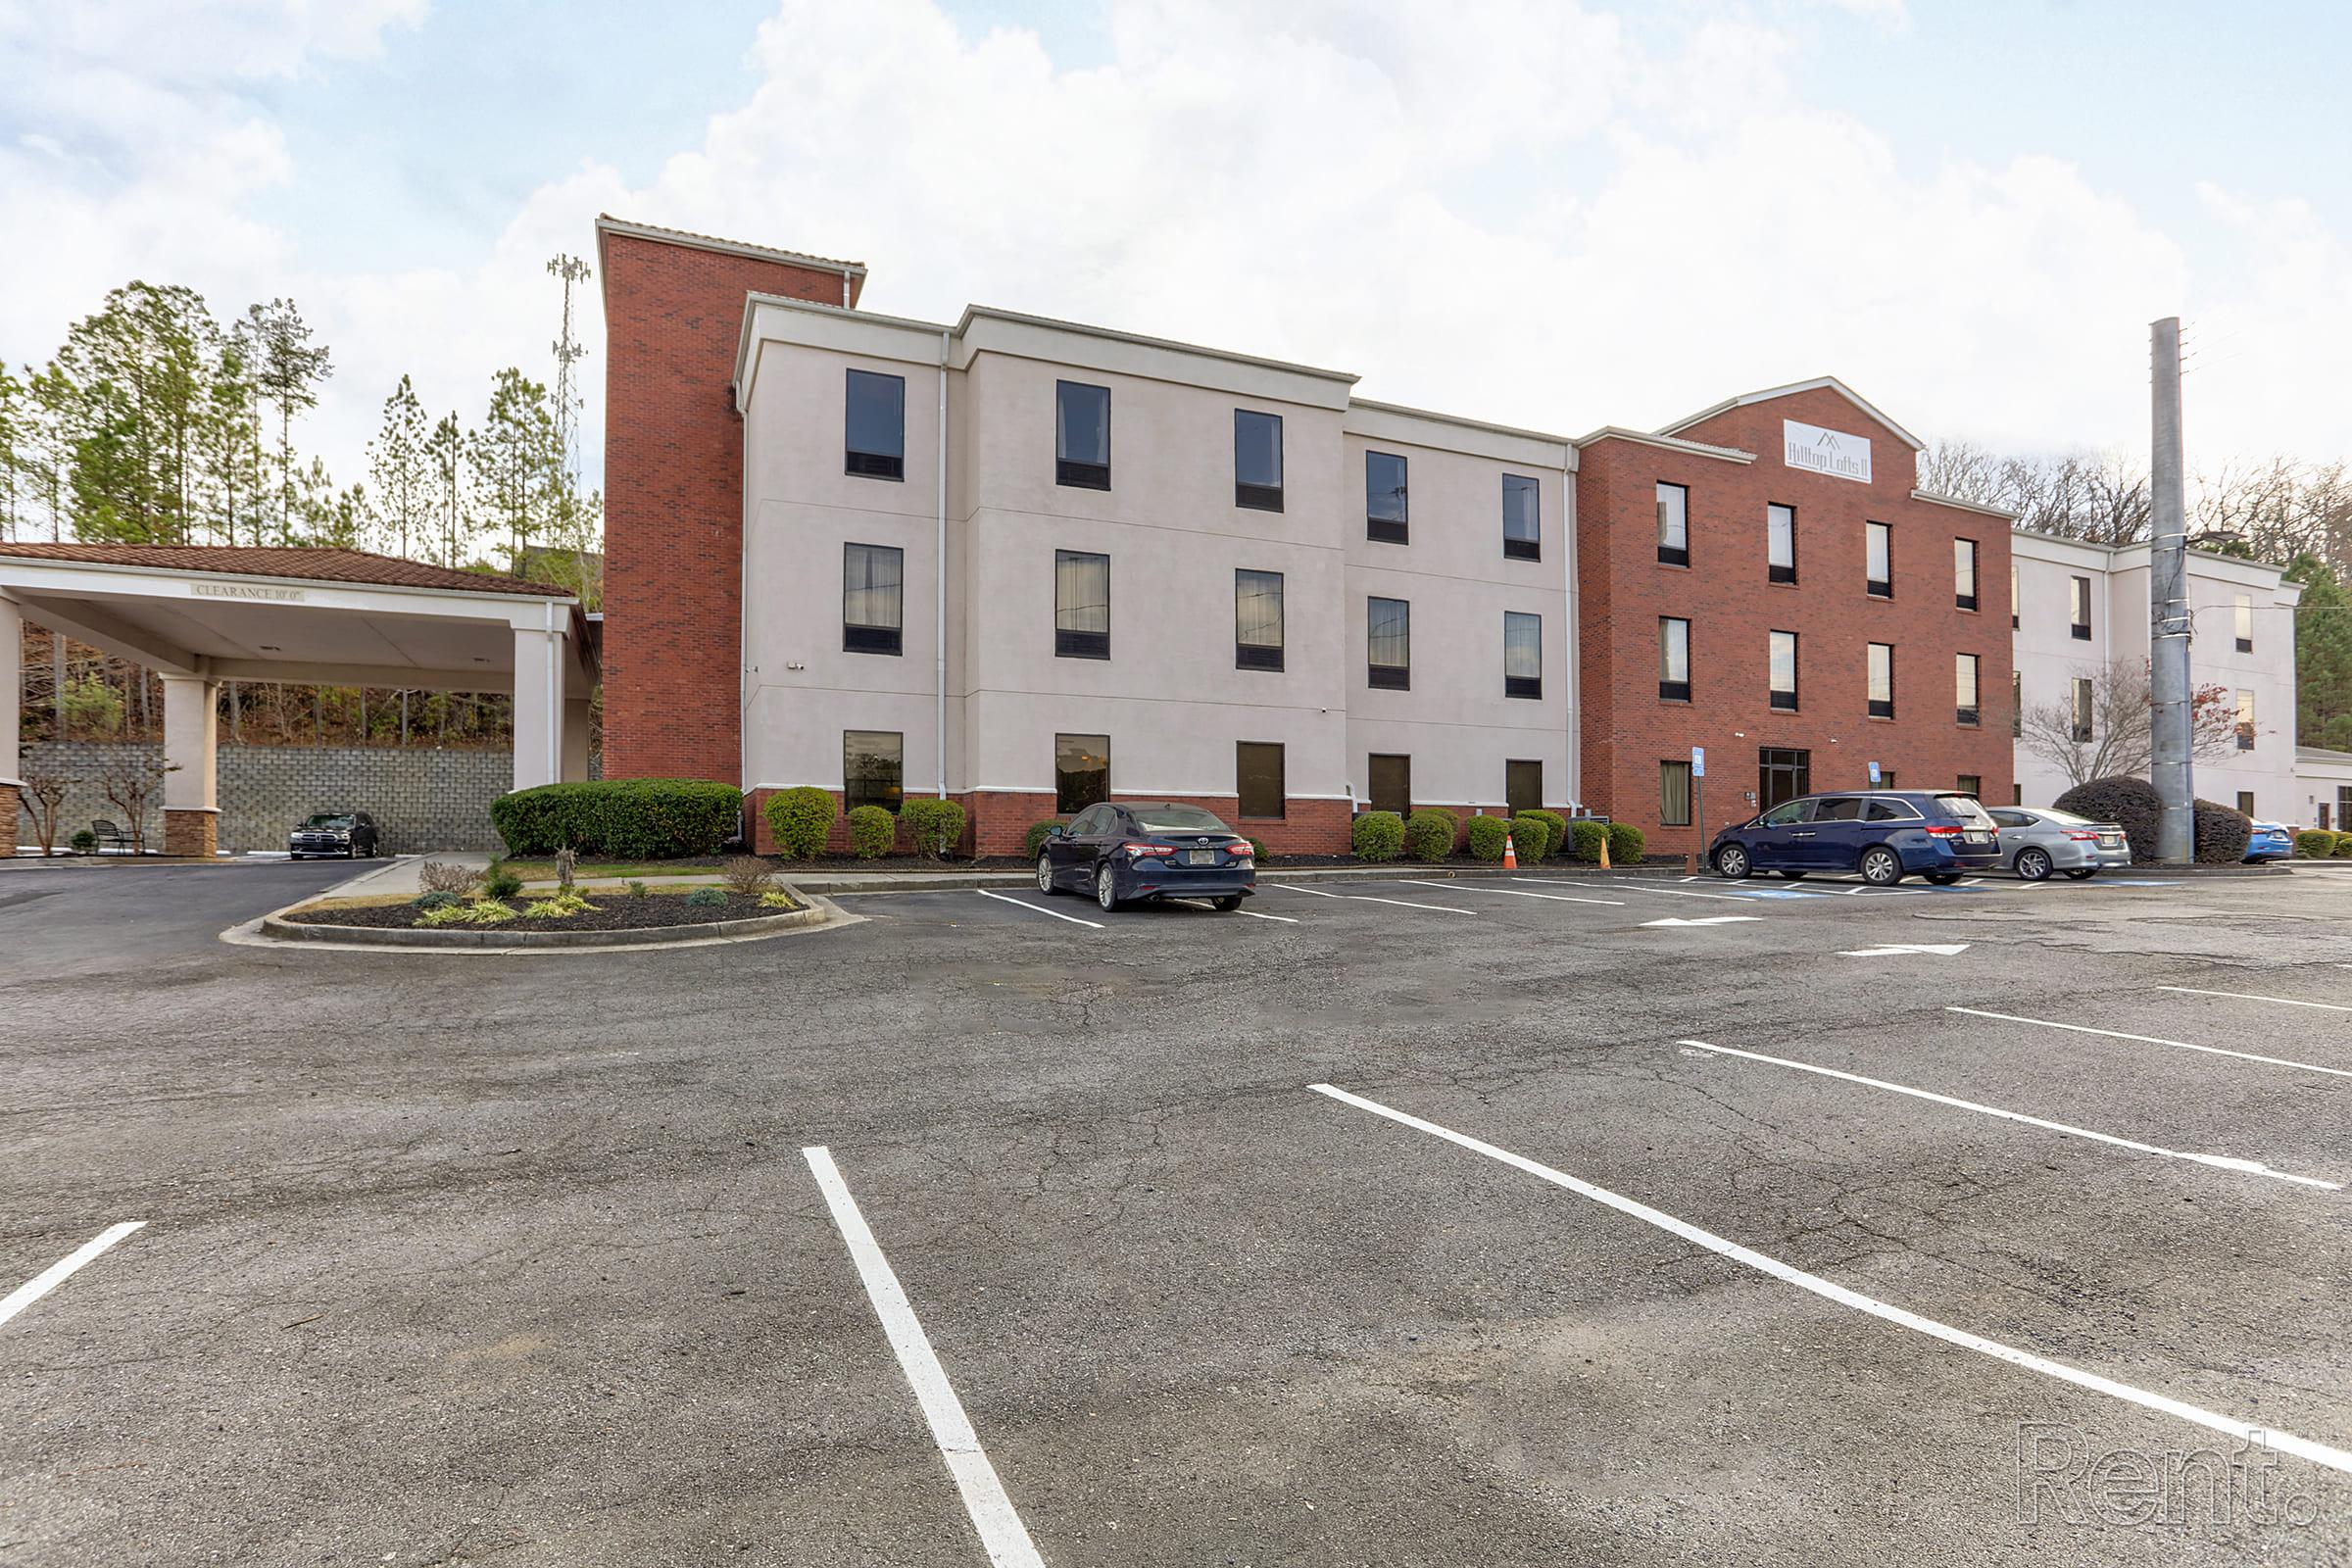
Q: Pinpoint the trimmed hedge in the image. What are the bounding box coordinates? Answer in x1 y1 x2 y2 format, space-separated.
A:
1025 817 1068 858
902 797 967 858
1505 816 1550 861
1404 808 1458 863
1352 810 1406 861
847 805 895 859
1568 818 1608 863
2053 776 2163 863
1607 822 1647 865
1465 814 1509 862
763 787 838 860
1520 808 1568 863
2191 798 2251 864
2295 829 2336 859
2336 834 2352 858
489 779 743 859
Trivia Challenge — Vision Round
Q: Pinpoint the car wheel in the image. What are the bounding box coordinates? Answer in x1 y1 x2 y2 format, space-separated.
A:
2015 847 2053 882
1925 871 1963 885
1212 895 1244 912
1712 845 1751 880
1096 864 1121 912
1036 853 1057 895
2062 867 2097 880
1775 869 1807 880
1859 846 1903 886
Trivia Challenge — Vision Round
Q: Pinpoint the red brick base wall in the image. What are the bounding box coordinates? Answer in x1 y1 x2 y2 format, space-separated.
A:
164 808 218 858
746 788 1356 858
0 783 19 858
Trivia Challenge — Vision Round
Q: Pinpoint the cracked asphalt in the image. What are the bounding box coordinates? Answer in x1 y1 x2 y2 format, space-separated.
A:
6 858 2352 1565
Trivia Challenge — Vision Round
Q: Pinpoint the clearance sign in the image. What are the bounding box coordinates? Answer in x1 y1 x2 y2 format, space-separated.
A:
1783 419 1871 484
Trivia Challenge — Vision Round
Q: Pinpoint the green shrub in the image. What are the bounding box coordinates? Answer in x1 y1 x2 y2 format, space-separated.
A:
416 903 472 928
2335 834 2352 859
763 787 837 859
2191 798 2251 864
1607 822 1646 865
2295 829 2336 859
523 892 596 919
1248 837 1267 861
625 879 650 899
685 885 726 907
759 889 800 909
847 805 896 859
1351 810 1405 860
1520 808 1568 863
488 778 742 858
1465 815 1509 861
481 861 523 901
1404 808 1457 862
902 797 967 858
1025 818 1068 858
1568 818 1608 863
70 828 96 854
1505 816 1550 862
412 890 460 911
423 899 515 927
2053 776 2163 862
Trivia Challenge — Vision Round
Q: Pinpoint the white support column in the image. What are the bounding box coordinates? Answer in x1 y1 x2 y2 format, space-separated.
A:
160 673 220 857
562 697 592 782
512 623 561 791
0 594 22 857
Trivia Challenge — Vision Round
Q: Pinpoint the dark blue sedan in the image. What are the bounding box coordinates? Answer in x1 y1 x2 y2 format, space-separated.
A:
1037 802 1257 912
1709 790 2003 886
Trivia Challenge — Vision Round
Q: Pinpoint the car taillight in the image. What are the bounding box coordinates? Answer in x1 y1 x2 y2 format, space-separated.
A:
1924 824 1963 837
1122 842 1176 858
2066 830 2098 841
1227 841 1254 858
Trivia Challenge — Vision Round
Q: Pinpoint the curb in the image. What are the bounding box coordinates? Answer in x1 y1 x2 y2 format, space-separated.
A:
261 904 828 949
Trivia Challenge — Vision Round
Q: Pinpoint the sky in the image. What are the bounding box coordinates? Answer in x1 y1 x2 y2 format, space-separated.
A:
4 0 2348 507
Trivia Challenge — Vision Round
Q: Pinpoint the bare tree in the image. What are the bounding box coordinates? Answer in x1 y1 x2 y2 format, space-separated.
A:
2019 658 2240 788
96 757 175 854
19 769 71 856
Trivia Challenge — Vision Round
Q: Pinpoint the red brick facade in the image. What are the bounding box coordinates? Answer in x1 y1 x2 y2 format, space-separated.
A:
1575 385 2013 862
599 224 862 789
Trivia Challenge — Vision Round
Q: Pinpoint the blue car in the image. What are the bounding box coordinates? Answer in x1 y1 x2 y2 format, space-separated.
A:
2246 820 2294 862
1709 790 2004 886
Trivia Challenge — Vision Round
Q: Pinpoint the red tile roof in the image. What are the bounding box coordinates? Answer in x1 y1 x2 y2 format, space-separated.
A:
0 544 574 597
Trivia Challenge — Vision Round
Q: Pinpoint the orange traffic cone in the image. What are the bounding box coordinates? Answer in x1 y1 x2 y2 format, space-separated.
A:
1598 832 1612 870
1502 832 1519 869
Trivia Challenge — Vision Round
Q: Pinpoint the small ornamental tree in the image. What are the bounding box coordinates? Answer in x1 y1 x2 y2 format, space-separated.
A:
20 769 71 856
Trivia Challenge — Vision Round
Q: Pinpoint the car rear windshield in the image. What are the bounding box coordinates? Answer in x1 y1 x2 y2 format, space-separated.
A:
1933 795 1996 827
2035 808 2097 827
303 814 356 828
1129 807 1231 833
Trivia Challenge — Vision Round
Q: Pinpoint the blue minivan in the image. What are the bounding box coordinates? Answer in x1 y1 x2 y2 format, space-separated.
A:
1709 790 2002 886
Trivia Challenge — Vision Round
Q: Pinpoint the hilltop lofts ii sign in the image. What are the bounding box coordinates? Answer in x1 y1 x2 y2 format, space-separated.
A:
1784 419 1872 484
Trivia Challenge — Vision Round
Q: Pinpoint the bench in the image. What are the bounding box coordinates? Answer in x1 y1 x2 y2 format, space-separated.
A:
89 819 137 853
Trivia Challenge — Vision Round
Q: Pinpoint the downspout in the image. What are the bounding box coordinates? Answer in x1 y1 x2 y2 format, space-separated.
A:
544 597 561 785
935 329 950 799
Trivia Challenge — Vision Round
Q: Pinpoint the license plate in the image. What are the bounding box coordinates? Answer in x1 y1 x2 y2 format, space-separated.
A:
1963 832 1989 844
1185 850 1216 865
2099 835 2121 847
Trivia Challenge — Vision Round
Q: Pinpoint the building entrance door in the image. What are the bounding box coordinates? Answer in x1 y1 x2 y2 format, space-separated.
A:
1759 748 1811 814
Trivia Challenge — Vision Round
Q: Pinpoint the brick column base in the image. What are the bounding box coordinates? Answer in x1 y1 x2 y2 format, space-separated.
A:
164 808 219 858
0 783 19 858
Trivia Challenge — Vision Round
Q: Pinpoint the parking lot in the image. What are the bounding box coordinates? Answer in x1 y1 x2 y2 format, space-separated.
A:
6 859 2352 1564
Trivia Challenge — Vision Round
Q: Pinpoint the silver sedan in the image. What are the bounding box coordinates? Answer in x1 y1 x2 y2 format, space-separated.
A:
1986 807 2132 881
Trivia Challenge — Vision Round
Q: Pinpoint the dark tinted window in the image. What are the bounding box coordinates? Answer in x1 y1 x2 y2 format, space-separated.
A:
1935 793 1995 826
1131 805 1230 832
1054 550 1110 659
1504 612 1542 699
1366 451 1408 543
1657 482 1689 565
1236 569 1283 670
1502 474 1540 560
1865 800 1916 822
1235 410 1283 511
1760 800 1809 826
844 543 904 655
1368 597 1410 689
1055 381 1110 488
1237 743 1286 819
845 369 905 479
844 730 904 812
1813 797 1866 821
1055 734 1109 813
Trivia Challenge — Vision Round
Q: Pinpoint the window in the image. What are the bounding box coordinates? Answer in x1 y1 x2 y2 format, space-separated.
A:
2339 786 2352 829
1369 754 1411 817
1502 474 1541 561
1768 630 1797 710
1054 550 1110 659
1760 800 1810 827
1955 653 1981 726
1954 538 1979 611
1768 504 1796 583
1658 616 1690 701
2236 790 2256 817
1759 748 1811 812
1866 521 1891 597
1368 597 1410 690
1867 643 1894 718
1877 771 1897 791
1235 569 1284 670
843 730 904 812
1235 409 1284 511
842 543 905 655
1504 612 1543 699
2014 784 2025 805
1955 775 1983 799
844 369 906 480
1055 380 1110 489
1054 733 1109 812
1867 799 1917 822
2011 562 2020 629
1815 797 1866 822
1656 482 1689 565
2236 689 2255 751
1505 760 1543 816
2012 669 2023 738
2071 677 2094 742
1237 742 1286 819
1660 760 1692 826
2070 575 2092 639
1366 451 1408 544
2235 593 2254 653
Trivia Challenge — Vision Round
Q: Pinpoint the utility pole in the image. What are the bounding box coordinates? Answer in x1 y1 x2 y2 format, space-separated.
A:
2148 318 2193 862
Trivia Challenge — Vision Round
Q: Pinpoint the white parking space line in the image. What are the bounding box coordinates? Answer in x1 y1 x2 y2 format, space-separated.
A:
1 1222 144 1329
1396 879 1624 906
1269 884 1475 914
804 1149 1047 1568
2156 985 2352 1014
1947 1005 2352 1081
1170 898 1298 923
975 888 1102 929
1680 1040 2336 1190
1310 1083 2352 1477
1529 879 1763 905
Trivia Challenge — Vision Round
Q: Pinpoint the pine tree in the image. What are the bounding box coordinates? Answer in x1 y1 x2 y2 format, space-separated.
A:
425 411 468 566
467 368 561 569
2286 555 2352 752
244 299 332 546
367 374 432 559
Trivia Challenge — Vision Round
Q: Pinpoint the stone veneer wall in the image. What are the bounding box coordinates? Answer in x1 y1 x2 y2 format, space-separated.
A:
14 741 514 854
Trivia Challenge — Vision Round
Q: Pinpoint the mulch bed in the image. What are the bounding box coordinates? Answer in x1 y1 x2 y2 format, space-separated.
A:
284 891 798 932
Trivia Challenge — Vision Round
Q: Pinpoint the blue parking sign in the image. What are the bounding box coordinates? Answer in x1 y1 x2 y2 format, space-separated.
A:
1868 760 1882 785
1690 746 1705 778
